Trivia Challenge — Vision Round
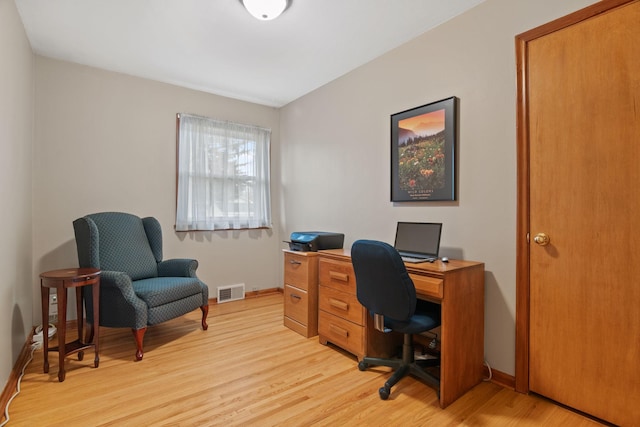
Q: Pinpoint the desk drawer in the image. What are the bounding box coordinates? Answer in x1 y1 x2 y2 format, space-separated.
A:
319 310 364 357
319 258 356 294
319 285 365 325
284 284 309 325
284 252 311 290
410 274 444 300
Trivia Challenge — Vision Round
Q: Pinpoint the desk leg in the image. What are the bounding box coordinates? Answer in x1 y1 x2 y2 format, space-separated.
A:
40 284 49 374
57 286 67 382
92 280 100 368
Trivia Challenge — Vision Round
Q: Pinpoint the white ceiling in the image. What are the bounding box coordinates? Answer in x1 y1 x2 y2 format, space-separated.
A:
16 0 485 107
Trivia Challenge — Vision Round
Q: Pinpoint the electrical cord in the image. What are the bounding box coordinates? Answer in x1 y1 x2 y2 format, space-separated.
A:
1 325 55 427
1 342 38 427
31 324 56 347
483 359 493 381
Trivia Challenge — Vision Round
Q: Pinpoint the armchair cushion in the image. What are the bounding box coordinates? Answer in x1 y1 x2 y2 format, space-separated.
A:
133 277 205 307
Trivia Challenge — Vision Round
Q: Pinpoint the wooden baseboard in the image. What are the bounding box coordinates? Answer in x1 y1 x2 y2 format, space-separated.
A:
246 287 283 299
209 287 283 305
484 365 516 390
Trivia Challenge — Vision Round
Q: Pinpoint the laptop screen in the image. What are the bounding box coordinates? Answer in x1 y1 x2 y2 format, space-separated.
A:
394 222 442 259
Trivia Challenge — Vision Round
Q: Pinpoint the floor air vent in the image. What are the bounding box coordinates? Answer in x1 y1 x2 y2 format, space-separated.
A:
217 283 245 303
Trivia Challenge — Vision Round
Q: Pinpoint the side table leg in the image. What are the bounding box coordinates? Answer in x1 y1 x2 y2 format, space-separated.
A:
76 287 84 341
40 284 49 374
58 286 67 382
93 280 100 368
75 287 84 361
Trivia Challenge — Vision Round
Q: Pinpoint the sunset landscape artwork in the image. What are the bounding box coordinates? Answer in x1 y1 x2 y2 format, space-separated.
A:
391 97 457 202
397 109 446 198
398 109 445 144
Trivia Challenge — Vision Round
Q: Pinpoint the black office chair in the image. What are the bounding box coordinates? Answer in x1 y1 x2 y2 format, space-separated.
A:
351 239 441 400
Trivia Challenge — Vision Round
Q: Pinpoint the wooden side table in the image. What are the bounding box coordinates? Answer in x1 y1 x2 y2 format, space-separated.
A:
40 268 101 382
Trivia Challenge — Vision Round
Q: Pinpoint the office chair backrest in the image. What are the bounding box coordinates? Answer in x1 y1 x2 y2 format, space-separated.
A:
351 240 417 322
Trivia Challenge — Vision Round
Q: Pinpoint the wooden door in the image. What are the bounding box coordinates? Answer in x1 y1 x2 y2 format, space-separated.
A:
516 1 640 425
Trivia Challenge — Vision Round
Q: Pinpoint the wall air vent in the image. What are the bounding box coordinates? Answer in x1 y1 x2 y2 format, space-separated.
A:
217 283 245 303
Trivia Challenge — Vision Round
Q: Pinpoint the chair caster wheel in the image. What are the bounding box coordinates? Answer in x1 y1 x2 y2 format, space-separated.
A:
379 386 390 400
358 361 369 371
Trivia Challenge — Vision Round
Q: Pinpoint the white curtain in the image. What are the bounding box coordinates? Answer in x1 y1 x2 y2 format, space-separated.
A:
176 113 272 231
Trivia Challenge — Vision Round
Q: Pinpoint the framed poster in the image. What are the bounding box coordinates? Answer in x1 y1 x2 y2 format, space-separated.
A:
390 96 457 202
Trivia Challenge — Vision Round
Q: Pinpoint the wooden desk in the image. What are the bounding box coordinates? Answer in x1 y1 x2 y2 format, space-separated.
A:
317 249 484 408
40 268 101 382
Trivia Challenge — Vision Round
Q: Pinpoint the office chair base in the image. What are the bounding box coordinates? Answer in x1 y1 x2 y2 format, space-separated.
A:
359 335 441 400
361 359 440 400
379 386 391 400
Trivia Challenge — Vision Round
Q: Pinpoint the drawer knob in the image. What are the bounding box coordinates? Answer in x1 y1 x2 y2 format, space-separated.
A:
290 293 302 300
289 260 302 265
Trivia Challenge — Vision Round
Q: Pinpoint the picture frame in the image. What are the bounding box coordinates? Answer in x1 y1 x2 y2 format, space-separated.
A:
391 96 457 202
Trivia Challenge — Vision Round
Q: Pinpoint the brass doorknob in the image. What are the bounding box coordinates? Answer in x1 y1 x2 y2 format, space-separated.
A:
533 233 550 246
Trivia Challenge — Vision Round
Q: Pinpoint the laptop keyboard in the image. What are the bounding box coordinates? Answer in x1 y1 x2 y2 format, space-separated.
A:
401 256 436 263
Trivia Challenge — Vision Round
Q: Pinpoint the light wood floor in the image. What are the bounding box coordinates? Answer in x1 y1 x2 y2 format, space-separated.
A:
4 294 605 426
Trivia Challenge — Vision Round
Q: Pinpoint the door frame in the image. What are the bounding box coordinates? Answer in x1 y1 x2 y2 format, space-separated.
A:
514 0 636 394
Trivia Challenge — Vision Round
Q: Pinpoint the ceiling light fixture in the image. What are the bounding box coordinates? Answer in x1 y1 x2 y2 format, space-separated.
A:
242 0 288 21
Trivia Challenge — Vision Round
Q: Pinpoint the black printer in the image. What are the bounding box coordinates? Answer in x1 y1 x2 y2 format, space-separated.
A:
287 231 345 252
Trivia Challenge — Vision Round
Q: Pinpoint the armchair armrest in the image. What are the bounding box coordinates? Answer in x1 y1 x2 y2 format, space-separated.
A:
157 258 199 278
100 271 139 298
84 270 148 329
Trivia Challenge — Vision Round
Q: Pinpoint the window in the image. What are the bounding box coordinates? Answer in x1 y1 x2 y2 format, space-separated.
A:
176 113 272 231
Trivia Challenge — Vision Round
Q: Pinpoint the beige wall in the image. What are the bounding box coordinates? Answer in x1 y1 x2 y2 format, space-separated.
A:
2 0 601 388
32 57 282 322
279 0 597 375
0 0 34 387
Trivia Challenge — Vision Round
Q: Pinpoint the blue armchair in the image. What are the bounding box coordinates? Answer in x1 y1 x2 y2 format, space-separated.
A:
73 212 209 361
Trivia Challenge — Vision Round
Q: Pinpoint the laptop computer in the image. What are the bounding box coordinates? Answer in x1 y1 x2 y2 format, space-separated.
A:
394 222 442 263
